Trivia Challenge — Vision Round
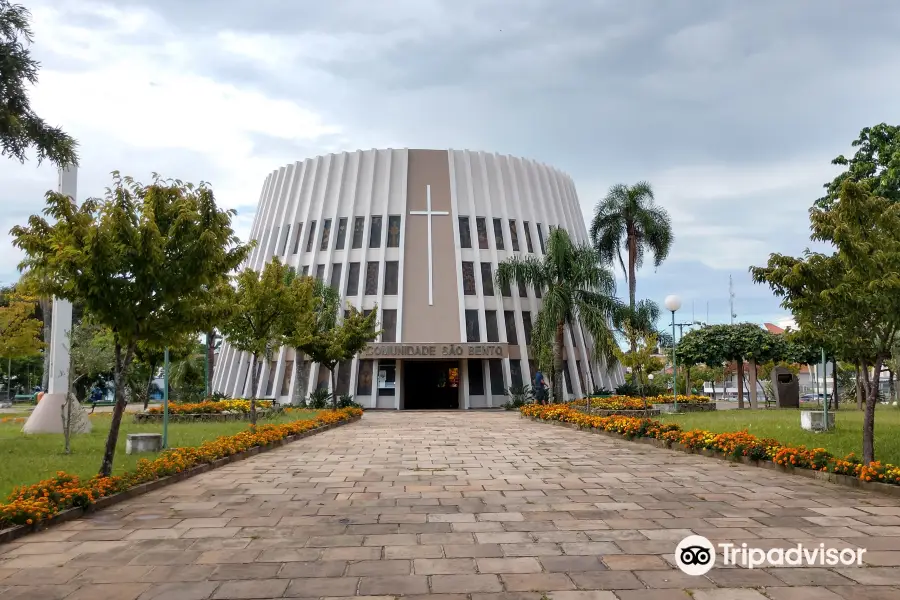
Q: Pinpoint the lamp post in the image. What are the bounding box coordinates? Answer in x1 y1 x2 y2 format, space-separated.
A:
162 347 170 449
664 295 683 412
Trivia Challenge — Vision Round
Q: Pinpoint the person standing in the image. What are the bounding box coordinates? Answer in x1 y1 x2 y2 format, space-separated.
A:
534 370 548 404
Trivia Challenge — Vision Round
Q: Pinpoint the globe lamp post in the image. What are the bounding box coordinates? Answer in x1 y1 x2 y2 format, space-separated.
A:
664 295 683 412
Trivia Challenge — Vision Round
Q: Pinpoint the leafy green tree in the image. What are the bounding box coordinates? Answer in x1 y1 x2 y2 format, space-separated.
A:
817 123 900 208
63 317 114 452
497 228 622 403
130 335 196 409
0 1 78 166
220 258 298 424
282 276 337 405
299 305 380 410
614 328 659 406
752 181 900 463
11 172 249 476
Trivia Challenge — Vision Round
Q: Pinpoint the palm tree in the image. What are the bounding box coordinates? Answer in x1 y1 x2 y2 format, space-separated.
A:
590 182 673 311
496 228 622 403
591 182 673 380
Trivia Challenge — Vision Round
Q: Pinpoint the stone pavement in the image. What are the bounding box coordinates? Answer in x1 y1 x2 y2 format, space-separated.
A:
2 411 900 600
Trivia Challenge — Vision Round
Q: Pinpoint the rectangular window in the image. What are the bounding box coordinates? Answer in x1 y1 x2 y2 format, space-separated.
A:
508 219 520 251
301 265 309 276
329 263 342 291
500 278 511 297
468 359 485 395
335 217 347 250
382 309 397 342
465 309 480 342
384 261 399 295
279 225 291 256
462 262 476 295
504 311 518 345
480 263 495 296
387 215 401 247
315 264 325 282
518 280 528 298
305 221 317 252
534 284 542 299
365 261 379 295
346 262 360 295
537 223 546 254
265 360 277 396
369 215 383 248
458 217 472 248
492 218 505 250
522 311 533 345
377 360 396 396
291 222 303 254
485 310 499 343
270 227 279 256
352 217 365 249
510 359 523 389
476 217 489 249
563 360 573 394
280 360 293 396
357 360 374 395
320 219 332 251
523 221 534 253
488 359 504 395
336 360 352 396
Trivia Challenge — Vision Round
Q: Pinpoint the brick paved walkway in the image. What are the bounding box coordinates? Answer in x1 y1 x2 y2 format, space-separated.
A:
2 411 900 600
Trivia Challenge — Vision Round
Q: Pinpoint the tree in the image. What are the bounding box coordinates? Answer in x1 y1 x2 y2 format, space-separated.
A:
220 259 298 424
817 123 900 208
0 1 78 166
497 228 623 403
63 317 114 452
0 285 42 398
751 181 900 464
614 327 659 407
299 305 380 410
11 172 249 476
283 276 338 405
130 335 196 409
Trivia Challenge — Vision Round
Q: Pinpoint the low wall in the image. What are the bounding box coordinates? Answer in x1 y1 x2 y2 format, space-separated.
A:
652 402 717 414
575 407 661 418
133 410 272 424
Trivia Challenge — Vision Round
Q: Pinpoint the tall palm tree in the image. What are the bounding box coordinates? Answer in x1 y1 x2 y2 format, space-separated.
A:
590 182 673 311
591 182 673 379
496 228 622 403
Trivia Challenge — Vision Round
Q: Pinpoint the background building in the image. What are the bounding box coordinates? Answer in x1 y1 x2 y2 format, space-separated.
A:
212 149 624 408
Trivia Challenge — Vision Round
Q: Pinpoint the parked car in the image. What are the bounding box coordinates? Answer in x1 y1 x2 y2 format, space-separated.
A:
800 393 824 402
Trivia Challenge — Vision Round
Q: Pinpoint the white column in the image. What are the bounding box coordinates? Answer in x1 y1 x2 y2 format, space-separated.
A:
24 167 90 434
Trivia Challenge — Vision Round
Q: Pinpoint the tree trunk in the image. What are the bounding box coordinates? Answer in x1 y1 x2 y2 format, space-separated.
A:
862 357 883 465
99 340 134 477
832 359 839 410
330 366 338 410
890 369 896 404
736 360 745 409
553 321 565 404
291 354 302 406
855 362 863 410
249 354 258 427
627 229 637 386
143 360 157 411
40 297 52 391
748 359 758 409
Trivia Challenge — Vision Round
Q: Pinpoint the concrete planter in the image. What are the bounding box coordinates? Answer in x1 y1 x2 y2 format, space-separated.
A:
800 410 834 432
577 408 661 418
652 402 717 414
133 410 272 424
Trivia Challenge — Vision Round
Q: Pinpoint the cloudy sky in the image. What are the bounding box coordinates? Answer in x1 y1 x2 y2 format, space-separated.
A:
2 0 898 329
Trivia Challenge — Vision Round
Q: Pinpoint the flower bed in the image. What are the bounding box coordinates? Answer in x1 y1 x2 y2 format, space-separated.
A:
520 403 900 487
576 394 712 411
146 399 273 415
0 407 361 529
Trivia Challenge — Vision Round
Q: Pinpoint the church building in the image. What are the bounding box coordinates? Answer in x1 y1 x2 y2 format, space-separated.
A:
212 149 624 408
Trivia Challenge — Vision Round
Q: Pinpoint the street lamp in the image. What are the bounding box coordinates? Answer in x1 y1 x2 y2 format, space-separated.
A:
664 294 682 412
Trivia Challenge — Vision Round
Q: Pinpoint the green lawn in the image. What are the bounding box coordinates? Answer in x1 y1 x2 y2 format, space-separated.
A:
657 406 900 466
0 409 318 499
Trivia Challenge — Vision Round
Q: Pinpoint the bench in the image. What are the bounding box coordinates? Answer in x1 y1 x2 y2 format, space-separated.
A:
765 397 777 409
13 394 36 404
87 400 116 413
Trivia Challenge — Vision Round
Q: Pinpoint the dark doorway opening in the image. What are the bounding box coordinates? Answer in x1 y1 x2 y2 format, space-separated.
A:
404 360 460 409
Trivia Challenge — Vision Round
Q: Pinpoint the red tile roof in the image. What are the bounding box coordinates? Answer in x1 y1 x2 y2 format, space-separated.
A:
764 322 785 334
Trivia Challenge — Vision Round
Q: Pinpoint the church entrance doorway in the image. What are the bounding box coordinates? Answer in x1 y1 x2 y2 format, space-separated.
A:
403 360 460 409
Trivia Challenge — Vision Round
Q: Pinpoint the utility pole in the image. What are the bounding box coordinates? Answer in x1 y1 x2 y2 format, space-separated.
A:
729 275 736 324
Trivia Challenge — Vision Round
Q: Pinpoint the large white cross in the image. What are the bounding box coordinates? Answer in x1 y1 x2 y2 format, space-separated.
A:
409 184 449 306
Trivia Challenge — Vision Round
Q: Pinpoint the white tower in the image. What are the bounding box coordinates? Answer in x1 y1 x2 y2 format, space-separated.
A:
22 167 90 434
